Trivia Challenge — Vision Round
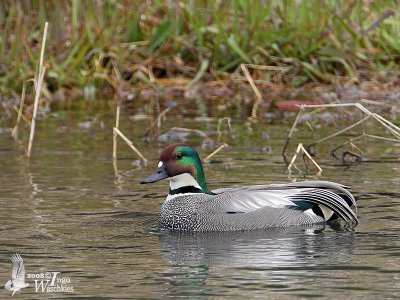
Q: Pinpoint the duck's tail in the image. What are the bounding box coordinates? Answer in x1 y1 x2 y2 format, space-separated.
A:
287 181 358 225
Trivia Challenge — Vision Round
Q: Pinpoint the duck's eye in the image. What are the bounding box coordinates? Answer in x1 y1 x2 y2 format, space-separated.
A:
176 152 183 160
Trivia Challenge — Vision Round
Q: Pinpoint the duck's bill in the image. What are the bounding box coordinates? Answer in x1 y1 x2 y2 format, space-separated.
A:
140 165 169 184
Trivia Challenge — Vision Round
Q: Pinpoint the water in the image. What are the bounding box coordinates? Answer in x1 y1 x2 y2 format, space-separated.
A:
0 98 399 299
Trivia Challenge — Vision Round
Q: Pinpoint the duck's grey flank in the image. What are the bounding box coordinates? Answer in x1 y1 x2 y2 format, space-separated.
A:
159 181 358 231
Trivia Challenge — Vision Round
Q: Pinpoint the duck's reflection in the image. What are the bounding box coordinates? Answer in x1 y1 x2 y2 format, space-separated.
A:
157 226 356 297
159 226 330 266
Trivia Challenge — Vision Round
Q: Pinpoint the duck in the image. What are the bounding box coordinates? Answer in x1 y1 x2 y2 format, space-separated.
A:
140 143 358 232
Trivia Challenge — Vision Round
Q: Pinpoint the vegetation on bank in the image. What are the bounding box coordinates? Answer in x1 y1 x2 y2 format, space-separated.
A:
1 0 399 100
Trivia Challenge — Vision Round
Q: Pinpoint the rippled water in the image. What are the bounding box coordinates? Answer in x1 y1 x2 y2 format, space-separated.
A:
0 98 399 299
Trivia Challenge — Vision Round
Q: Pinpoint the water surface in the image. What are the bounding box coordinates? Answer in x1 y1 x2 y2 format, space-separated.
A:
0 98 399 299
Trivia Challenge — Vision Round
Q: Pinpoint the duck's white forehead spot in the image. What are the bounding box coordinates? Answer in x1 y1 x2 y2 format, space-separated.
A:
158 161 163 168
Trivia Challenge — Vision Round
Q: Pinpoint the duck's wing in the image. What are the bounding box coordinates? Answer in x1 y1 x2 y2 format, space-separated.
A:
10 254 26 283
210 180 358 224
265 180 356 209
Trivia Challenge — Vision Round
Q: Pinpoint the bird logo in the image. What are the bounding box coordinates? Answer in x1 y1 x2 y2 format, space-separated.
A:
4 254 29 296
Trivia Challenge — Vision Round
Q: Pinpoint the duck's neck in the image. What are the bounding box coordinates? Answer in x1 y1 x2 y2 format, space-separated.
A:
169 173 213 195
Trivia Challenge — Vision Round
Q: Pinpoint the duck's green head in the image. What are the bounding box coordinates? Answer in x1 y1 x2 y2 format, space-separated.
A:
140 143 212 194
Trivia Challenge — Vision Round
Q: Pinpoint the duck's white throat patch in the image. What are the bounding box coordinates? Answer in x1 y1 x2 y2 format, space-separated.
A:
169 173 201 190
158 161 163 168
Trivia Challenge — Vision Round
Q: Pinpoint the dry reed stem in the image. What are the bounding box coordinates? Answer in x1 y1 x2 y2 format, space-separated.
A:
148 65 155 83
372 113 400 139
283 103 400 160
203 144 225 163
305 121 316 140
27 67 46 158
240 64 263 119
0 102 12 120
12 106 30 126
112 158 119 177
301 99 341 120
157 107 171 128
27 22 48 158
39 23 48 70
242 64 289 71
143 107 171 137
348 141 364 154
288 143 322 175
332 133 400 158
111 59 123 96
111 60 122 80
288 107 304 138
112 103 120 160
209 70 228 89
169 127 213 141
12 82 27 138
361 99 393 108
240 63 289 120
113 127 148 163
363 134 400 143
309 115 371 146
217 117 231 142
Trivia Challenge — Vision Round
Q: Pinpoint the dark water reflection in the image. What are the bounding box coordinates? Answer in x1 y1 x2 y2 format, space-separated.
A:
0 98 399 299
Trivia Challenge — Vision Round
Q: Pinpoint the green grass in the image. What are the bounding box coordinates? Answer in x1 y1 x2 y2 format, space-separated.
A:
1 0 399 98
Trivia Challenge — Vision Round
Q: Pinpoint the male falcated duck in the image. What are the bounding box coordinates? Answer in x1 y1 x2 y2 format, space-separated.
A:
140 144 358 231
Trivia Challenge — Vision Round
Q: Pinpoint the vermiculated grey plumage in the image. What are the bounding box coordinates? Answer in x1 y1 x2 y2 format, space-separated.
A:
158 181 358 232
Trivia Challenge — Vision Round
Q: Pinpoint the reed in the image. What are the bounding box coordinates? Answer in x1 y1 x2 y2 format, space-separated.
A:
27 21 48 158
203 144 225 164
112 102 120 160
1 1 399 99
11 82 27 139
113 127 148 163
287 143 322 175
112 100 148 164
283 102 400 169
